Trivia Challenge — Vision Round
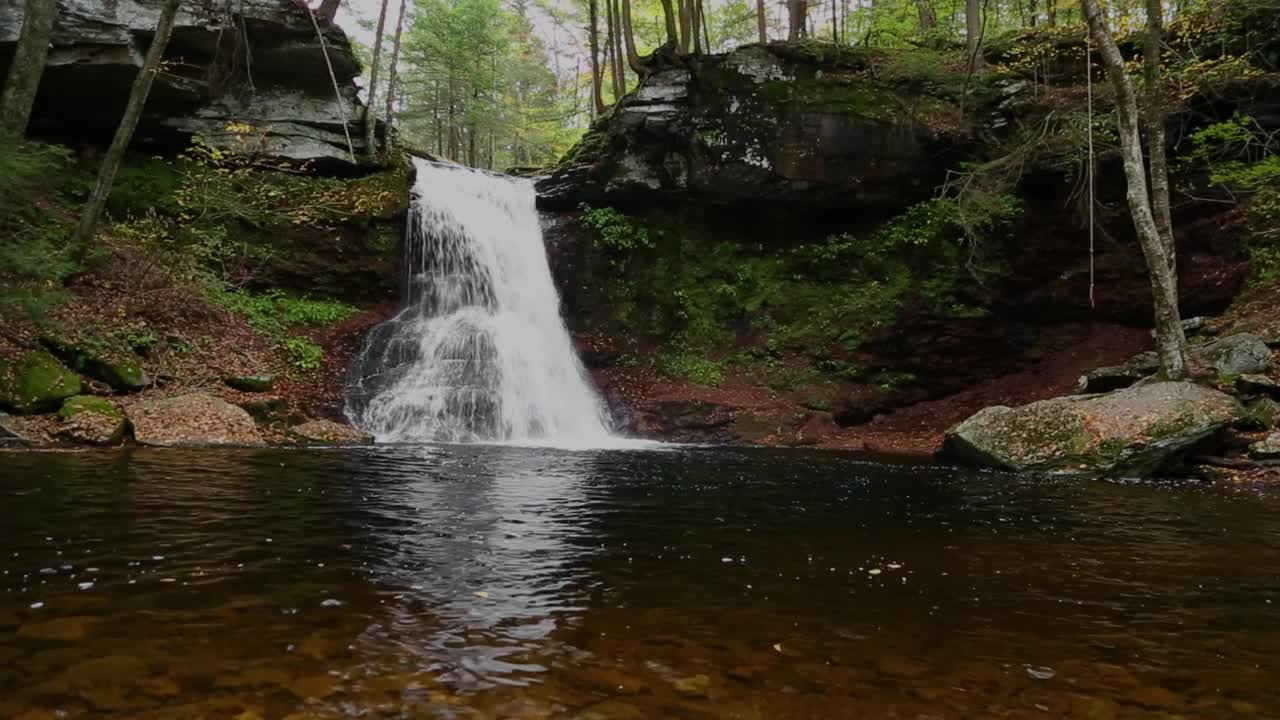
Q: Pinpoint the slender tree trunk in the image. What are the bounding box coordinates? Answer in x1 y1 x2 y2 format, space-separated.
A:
1027 0 1038 25
916 0 937 31
588 0 605 114
73 0 181 257
363 0 389 159
699 0 711 50
1081 0 1189 378
1 0 59 136
830 0 839 41
677 0 692 53
604 0 623 100
1144 0 1174 258
756 0 768 42
659 0 679 47
611 0 627 93
621 0 643 73
307 5 355 161
1046 0 1056 25
787 0 806 41
316 0 341 23
966 0 985 68
692 0 703 53
384 0 407 131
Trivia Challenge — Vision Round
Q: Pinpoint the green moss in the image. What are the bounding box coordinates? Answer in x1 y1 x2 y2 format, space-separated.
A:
40 334 148 391
59 395 121 421
0 351 82 414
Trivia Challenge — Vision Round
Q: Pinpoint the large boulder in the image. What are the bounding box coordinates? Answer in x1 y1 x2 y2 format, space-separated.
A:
1199 333 1273 376
41 335 148 392
942 382 1242 476
129 393 262 447
0 0 369 166
536 45 964 212
0 351 82 414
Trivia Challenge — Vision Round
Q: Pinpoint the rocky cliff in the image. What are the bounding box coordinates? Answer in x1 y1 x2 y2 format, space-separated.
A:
536 44 970 213
0 0 368 166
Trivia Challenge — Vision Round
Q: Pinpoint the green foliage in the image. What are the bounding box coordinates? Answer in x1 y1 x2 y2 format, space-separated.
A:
1183 114 1280 282
579 194 1020 384
659 350 724 387
0 137 80 318
205 285 357 373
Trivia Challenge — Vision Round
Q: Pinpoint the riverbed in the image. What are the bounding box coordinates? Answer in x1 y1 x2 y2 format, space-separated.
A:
2 446 1278 718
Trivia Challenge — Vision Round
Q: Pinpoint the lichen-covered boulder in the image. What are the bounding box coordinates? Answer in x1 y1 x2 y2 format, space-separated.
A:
224 375 276 393
289 419 372 445
942 382 1242 477
56 396 127 445
41 335 148 392
1199 333 1273 376
0 351 82 414
129 393 262 447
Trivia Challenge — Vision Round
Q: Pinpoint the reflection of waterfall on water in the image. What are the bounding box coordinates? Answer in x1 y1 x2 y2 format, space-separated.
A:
345 159 614 446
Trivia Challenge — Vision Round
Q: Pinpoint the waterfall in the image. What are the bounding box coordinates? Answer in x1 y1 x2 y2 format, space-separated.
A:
345 159 614 446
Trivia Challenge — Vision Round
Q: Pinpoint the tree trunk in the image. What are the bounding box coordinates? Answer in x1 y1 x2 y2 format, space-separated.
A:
916 0 937 31
611 0 627 93
756 0 767 42
1 0 59 136
1027 0 1038 25
1046 0 1056 25
604 0 623 100
384 0 407 131
316 0 341 24
966 0 985 68
692 0 703 53
1144 0 1174 258
830 0 839 41
659 0 679 47
588 0 605 115
621 0 643 73
73 0 182 257
1081 0 1189 378
677 0 692 54
363 0 386 158
787 0 806 41
306 2 355 161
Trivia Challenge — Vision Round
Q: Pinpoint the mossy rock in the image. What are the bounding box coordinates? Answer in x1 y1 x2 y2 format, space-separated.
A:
40 335 148 392
239 396 288 421
0 351 82 415
59 395 122 421
943 382 1242 477
1240 397 1280 430
224 375 275 393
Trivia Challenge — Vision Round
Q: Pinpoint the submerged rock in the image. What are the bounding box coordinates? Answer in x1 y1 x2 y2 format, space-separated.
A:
288 419 372 445
0 351 82 414
943 382 1242 476
41 335 148 392
129 393 262 447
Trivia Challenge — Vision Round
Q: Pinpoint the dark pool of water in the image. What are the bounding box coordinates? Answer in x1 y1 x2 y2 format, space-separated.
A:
1 446 1279 719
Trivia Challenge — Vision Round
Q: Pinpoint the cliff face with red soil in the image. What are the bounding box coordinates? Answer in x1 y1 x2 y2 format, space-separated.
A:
538 42 1273 454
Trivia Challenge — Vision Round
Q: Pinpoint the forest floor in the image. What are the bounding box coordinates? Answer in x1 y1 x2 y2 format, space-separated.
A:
0 261 384 445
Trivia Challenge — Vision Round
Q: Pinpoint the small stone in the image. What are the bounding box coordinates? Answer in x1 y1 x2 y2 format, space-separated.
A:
671 674 712 698
289 419 373 445
290 673 340 700
224 375 275 393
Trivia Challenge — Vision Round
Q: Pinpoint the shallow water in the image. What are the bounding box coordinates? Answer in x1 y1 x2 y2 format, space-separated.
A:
2 446 1278 719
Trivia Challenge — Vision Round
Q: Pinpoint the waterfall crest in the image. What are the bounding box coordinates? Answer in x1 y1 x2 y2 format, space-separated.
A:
345 159 614 446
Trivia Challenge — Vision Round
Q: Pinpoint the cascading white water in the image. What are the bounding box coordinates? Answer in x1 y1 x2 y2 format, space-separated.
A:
345 159 615 446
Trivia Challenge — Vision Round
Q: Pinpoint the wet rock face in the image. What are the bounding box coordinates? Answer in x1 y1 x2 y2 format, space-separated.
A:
536 46 961 212
942 381 1243 477
0 0 367 166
